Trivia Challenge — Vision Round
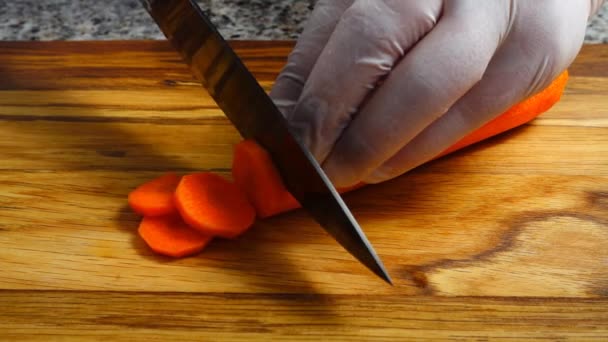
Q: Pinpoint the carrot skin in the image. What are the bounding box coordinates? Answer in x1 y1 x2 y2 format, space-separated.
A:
437 71 568 157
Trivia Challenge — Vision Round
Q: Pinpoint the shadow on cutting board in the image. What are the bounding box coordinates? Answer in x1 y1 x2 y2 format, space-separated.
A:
0 64 326 298
114 204 329 296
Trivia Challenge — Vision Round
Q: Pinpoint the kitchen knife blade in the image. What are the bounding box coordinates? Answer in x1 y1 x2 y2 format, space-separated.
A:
140 0 392 284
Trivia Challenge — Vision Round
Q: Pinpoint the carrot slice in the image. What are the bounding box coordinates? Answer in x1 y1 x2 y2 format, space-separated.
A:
232 71 569 218
128 173 181 216
232 140 301 218
174 172 256 238
232 140 365 218
138 215 212 258
232 141 366 218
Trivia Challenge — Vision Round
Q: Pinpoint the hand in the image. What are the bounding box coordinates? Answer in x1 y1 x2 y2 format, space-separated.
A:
270 0 606 187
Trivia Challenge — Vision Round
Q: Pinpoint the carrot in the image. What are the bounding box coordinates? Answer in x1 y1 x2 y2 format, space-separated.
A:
129 70 568 259
138 215 212 258
174 172 256 238
232 140 301 218
232 71 569 218
128 173 181 216
232 141 369 218
437 70 569 157
232 140 368 217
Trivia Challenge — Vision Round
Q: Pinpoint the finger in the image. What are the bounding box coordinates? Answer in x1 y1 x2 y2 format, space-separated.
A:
322 1 510 187
365 1 590 183
287 0 442 162
269 0 354 117
364 57 539 184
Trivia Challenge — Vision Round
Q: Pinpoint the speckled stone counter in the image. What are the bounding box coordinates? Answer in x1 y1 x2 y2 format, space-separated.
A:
0 0 312 40
0 0 607 42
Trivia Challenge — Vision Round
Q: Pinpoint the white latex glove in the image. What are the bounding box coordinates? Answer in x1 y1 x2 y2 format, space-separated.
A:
270 0 606 187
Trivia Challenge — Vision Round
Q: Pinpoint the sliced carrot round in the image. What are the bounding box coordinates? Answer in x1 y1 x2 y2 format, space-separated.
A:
128 173 181 217
174 172 256 238
138 215 212 258
232 140 300 218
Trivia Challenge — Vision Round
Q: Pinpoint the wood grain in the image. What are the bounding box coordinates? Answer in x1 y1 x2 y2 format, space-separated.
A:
2 292 607 341
2 171 608 295
0 41 607 340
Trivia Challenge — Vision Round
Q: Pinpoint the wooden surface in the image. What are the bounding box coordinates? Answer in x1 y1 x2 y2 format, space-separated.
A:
0 41 607 340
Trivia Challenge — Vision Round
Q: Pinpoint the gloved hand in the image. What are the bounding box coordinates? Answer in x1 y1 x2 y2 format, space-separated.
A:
270 0 606 187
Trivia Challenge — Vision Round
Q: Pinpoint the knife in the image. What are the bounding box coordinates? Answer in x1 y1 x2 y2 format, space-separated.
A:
140 0 392 284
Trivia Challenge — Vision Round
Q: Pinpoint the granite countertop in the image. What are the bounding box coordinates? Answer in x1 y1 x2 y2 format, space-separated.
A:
0 0 313 41
1 0 607 43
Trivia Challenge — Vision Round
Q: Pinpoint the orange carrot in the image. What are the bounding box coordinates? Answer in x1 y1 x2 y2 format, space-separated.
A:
232 140 301 218
129 70 568 259
232 141 366 218
138 215 212 258
128 173 181 217
174 172 256 238
232 141 368 218
232 71 569 218
437 70 569 157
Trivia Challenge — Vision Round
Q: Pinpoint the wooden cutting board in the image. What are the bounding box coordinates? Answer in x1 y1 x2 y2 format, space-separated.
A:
0 41 607 340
